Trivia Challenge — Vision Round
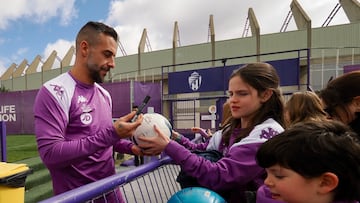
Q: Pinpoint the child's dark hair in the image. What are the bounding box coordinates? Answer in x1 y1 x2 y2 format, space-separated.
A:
319 71 360 120
256 120 360 201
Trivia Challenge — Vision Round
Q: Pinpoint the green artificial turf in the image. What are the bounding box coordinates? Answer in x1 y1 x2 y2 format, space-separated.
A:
5 135 39 162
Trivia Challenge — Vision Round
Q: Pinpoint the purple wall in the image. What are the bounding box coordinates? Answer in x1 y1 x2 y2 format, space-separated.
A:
133 82 162 114
343 64 360 73
0 81 161 135
101 81 131 117
0 90 38 134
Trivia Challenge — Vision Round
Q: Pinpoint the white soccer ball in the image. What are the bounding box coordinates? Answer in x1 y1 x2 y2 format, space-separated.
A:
132 113 172 145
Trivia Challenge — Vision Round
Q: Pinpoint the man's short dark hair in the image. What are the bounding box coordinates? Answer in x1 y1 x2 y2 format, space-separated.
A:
76 21 118 48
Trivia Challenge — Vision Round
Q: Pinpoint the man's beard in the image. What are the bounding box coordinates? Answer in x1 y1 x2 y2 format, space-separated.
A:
88 63 104 83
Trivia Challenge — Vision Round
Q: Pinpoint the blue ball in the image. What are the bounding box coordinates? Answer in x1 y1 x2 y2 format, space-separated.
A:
168 187 226 203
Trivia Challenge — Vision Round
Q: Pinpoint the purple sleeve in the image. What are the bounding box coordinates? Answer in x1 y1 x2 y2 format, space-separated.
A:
165 140 264 191
114 139 134 154
179 135 209 150
34 87 120 168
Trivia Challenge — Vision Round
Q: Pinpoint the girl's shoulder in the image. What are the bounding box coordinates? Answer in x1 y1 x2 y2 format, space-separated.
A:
231 118 284 148
206 130 223 151
253 118 284 133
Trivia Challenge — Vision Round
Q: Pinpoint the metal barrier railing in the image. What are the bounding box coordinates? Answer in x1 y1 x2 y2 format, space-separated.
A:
39 156 181 203
0 121 6 162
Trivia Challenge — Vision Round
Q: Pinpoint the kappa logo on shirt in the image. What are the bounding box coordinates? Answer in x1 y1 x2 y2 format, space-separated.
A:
77 95 87 103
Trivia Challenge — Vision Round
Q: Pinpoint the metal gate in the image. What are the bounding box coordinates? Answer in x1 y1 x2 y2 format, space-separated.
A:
169 94 228 137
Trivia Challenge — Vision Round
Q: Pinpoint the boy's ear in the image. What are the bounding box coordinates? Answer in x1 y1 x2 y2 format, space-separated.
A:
318 172 338 194
260 89 273 103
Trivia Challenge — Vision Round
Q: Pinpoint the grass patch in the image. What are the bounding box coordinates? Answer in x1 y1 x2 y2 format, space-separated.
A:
6 135 39 163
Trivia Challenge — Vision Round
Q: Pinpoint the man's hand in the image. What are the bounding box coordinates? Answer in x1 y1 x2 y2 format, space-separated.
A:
113 111 143 139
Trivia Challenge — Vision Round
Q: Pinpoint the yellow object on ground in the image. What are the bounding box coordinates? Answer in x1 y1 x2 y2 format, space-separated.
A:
0 162 32 203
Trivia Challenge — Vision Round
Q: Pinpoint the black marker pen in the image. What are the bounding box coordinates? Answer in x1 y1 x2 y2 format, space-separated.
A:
131 95 151 122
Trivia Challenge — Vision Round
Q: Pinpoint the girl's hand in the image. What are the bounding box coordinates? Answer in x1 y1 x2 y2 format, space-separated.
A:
191 127 210 138
138 125 170 156
131 145 143 156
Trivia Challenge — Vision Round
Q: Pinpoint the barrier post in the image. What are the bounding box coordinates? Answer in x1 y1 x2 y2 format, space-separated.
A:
0 121 6 162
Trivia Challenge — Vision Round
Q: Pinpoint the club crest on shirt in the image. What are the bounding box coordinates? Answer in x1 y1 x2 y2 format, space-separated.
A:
259 128 278 140
79 98 93 125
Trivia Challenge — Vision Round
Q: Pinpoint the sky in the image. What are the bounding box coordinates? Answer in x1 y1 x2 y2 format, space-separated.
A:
0 0 351 76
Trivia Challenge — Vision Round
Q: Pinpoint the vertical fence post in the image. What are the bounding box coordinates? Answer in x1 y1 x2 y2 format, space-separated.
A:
0 121 6 162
